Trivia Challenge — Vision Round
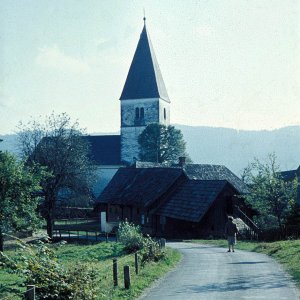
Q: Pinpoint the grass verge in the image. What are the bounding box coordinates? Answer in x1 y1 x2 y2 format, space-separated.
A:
186 239 300 287
0 241 181 300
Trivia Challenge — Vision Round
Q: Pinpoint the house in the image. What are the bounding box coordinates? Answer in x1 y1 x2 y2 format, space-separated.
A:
95 160 257 238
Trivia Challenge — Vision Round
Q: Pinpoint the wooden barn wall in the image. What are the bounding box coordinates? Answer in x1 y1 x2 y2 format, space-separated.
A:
159 185 238 238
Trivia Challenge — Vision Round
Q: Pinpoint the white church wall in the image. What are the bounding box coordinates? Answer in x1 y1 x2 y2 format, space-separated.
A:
120 98 171 163
159 99 170 125
121 126 145 163
121 98 160 126
93 166 120 198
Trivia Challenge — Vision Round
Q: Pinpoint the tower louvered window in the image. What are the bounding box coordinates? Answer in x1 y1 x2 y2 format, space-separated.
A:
135 107 140 119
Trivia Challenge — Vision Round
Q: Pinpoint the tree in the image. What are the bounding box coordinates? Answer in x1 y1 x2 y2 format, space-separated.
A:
0 152 46 252
242 154 298 232
18 113 95 238
138 123 189 164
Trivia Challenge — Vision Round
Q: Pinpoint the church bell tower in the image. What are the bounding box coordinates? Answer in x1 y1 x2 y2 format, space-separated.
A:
120 18 170 164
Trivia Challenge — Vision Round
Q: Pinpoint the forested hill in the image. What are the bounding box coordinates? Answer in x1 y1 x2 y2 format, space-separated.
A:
176 125 300 176
1 125 300 176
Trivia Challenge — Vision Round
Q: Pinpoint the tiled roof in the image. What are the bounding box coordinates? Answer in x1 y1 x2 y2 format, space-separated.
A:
97 167 183 207
85 135 121 165
182 164 248 194
280 166 300 181
119 24 169 102
156 180 228 222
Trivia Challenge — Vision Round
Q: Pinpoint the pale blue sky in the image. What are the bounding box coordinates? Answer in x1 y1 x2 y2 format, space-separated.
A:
0 0 299 134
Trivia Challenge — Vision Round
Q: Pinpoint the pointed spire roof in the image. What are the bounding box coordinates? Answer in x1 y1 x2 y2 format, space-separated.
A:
120 21 170 102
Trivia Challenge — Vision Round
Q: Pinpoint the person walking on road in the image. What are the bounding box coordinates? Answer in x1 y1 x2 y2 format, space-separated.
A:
225 216 239 252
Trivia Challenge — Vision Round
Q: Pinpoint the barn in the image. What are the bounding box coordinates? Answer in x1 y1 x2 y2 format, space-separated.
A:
95 160 256 238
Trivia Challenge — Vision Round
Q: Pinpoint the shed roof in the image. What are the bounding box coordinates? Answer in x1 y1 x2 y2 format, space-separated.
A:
120 24 169 102
280 166 300 181
97 167 183 207
182 164 248 194
156 180 229 222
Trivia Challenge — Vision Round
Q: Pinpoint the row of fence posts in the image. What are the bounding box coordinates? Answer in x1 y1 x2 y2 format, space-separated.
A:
24 238 166 299
113 238 166 290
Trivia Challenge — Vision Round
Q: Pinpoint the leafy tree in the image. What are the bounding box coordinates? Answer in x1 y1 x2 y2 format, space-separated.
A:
17 113 96 238
138 123 189 164
0 152 46 252
242 154 298 231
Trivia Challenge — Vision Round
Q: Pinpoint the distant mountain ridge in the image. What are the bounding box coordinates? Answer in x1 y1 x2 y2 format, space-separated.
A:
1 125 299 176
175 124 300 176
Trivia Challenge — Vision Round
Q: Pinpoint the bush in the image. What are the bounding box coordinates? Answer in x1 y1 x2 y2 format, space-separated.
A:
117 220 144 253
0 240 99 300
140 235 166 266
116 221 166 265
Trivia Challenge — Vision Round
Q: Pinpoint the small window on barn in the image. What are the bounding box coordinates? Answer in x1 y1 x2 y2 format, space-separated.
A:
164 108 166 120
135 107 140 119
141 214 145 225
140 107 144 119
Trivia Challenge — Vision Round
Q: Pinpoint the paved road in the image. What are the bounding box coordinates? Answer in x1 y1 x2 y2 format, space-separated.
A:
140 242 300 300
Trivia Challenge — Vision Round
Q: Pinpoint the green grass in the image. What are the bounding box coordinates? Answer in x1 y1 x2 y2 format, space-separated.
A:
186 239 300 287
0 242 181 300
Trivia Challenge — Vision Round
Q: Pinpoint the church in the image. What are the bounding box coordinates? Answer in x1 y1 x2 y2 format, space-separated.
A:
88 18 171 196
91 20 259 238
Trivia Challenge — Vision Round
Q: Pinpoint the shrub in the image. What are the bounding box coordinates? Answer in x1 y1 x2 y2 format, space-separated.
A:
117 220 144 253
140 235 166 266
116 221 166 265
0 239 99 300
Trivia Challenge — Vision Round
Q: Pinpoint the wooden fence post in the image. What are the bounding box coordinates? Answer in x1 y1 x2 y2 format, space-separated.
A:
25 285 35 300
113 258 118 286
160 238 166 248
135 252 139 274
124 265 131 289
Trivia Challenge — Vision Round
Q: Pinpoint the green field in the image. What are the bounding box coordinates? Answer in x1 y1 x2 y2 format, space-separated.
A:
0 241 181 300
186 239 300 287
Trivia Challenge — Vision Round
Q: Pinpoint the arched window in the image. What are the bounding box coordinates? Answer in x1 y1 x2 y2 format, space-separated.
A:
164 108 167 120
135 107 139 119
140 107 144 119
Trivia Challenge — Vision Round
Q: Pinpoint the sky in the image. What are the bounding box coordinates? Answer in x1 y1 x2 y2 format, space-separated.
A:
0 0 299 135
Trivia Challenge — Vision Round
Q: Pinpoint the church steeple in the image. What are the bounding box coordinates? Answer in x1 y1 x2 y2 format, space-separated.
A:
120 21 169 102
120 19 171 164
